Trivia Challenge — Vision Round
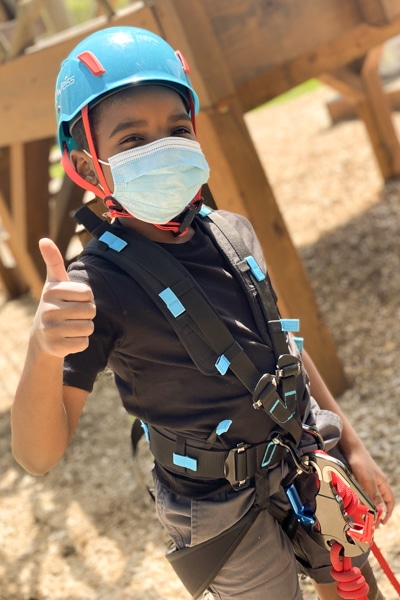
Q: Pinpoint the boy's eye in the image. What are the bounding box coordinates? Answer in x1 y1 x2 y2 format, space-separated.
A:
121 134 143 145
172 126 192 136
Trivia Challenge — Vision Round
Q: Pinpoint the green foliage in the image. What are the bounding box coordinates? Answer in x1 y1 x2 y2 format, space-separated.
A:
265 79 321 107
65 0 131 24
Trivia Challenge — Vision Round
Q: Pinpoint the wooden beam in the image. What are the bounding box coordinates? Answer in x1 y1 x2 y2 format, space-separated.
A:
0 188 43 299
354 0 400 25
10 143 27 241
321 47 400 180
319 65 365 101
358 47 400 179
8 0 47 59
24 138 53 277
0 3 159 147
52 175 86 259
0 145 29 297
326 87 400 124
235 16 400 112
152 0 348 395
3 2 400 145
0 254 28 299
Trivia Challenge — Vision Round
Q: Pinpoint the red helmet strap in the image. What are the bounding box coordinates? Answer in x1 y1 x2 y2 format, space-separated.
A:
81 105 112 197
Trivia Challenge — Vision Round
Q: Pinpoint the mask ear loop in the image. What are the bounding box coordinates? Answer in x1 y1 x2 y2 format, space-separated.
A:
187 93 203 205
61 144 106 200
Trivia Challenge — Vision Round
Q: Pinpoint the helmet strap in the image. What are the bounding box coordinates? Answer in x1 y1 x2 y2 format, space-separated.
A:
61 145 106 200
154 193 203 237
81 105 112 197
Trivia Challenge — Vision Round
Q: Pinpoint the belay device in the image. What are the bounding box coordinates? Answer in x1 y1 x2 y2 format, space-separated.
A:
74 204 396 600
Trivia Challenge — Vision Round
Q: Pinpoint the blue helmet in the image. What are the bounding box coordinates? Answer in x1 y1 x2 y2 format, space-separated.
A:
55 26 200 154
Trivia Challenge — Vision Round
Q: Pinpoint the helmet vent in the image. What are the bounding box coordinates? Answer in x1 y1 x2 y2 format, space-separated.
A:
175 50 190 74
77 51 106 76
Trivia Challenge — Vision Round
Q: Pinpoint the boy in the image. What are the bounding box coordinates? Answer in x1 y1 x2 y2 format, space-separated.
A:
11 26 394 599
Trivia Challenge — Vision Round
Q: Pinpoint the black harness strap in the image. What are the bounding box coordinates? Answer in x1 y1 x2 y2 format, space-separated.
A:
73 204 306 599
75 205 303 446
197 209 287 353
166 505 260 599
197 208 304 443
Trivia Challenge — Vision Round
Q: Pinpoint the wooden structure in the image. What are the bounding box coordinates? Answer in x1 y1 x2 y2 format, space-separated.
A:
2 0 400 394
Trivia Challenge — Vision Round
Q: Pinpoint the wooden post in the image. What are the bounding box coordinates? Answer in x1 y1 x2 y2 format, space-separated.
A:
320 46 400 180
150 0 348 395
0 188 43 300
358 46 400 178
0 146 28 298
10 138 52 280
354 0 400 25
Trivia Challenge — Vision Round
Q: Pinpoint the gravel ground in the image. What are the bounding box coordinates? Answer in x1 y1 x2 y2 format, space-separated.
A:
1 83 400 599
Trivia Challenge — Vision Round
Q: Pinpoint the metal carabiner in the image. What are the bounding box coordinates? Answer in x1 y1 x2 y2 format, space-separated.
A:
271 434 314 478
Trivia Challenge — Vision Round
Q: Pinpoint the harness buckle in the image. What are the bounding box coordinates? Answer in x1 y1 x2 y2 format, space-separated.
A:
252 373 279 410
272 434 313 478
307 451 378 557
224 443 250 488
275 354 302 379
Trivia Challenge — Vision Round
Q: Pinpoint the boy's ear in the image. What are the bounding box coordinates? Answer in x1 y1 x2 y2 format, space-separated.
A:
70 149 99 185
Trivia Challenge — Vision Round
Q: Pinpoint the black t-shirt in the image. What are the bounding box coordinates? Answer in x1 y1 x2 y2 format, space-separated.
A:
64 210 309 496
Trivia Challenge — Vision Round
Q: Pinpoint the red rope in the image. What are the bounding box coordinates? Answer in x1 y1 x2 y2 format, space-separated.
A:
371 541 400 595
329 472 370 600
330 542 369 599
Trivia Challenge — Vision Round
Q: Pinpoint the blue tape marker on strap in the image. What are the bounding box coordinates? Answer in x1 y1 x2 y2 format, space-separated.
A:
173 453 198 472
98 231 128 252
293 336 304 353
159 288 185 317
215 354 230 375
280 319 300 332
140 421 150 442
216 419 232 435
199 205 212 217
244 256 266 282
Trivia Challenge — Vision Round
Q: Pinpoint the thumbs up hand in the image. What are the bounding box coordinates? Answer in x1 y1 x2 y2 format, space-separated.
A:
33 238 96 358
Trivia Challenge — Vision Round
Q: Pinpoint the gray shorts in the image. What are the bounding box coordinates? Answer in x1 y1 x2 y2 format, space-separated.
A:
153 467 369 599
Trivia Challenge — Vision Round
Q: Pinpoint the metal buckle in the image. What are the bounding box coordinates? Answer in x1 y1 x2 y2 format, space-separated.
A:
275 354 302 379
252 373 278 410
307 451 378 557
224 443 249 488
272 434 313 478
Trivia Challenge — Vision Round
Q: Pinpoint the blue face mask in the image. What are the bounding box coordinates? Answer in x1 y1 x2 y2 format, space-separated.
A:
98 137 210 224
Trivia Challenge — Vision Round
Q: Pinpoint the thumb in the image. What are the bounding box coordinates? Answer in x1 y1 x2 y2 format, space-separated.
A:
39 238 70 283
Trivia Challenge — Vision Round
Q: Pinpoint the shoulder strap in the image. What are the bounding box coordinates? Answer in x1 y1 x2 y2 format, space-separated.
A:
196 207 304 435
197 207 298 357
74 205 303 444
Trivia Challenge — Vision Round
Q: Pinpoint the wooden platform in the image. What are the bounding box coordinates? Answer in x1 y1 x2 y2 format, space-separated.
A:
2 0 400 393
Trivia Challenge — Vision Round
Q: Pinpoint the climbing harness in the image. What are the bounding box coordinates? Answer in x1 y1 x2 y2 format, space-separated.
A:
74 203 307 488
74 204 393 599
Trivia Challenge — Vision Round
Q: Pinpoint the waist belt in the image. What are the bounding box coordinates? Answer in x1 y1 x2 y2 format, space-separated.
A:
147 426 288 487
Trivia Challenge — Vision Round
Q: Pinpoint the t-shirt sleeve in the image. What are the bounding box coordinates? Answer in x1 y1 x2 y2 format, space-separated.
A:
62 257 125 392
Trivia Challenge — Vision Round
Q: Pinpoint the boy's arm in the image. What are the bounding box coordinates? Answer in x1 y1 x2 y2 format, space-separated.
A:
302 349 395 523
11 239 95 475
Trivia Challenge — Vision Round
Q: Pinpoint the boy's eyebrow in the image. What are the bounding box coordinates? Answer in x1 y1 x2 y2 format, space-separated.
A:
170 112 191 122
109 120 146 139
108 112 191 139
